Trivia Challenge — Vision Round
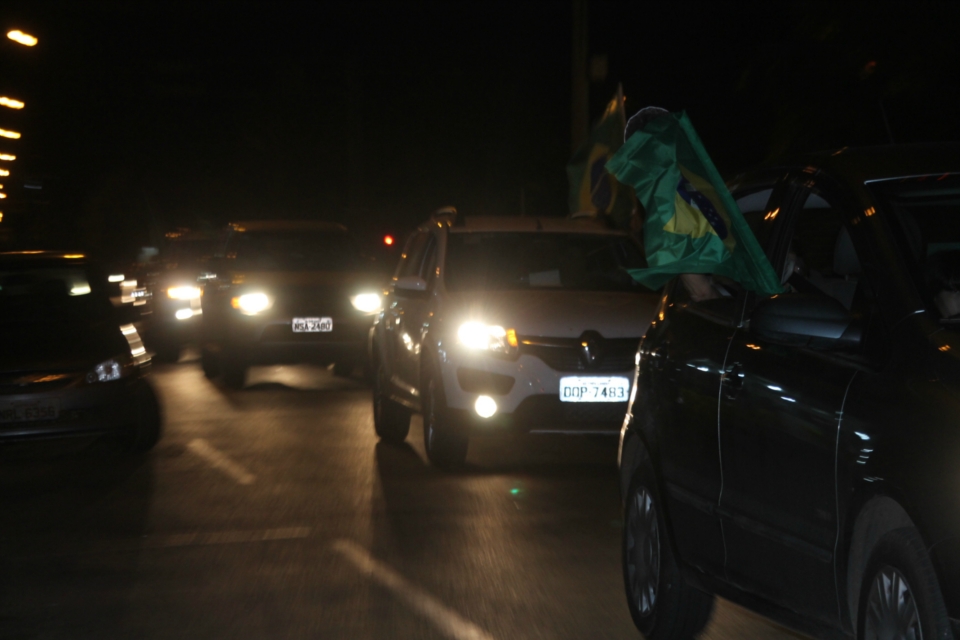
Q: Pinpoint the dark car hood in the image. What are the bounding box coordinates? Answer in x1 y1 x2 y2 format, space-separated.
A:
0 320 127 374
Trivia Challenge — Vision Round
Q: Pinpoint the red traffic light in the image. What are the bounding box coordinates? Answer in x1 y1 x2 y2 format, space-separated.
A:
383 235 395 246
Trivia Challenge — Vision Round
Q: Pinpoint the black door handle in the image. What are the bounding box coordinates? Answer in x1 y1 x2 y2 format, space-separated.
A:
722 362 744 399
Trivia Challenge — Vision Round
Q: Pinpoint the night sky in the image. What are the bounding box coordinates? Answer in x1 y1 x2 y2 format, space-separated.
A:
2 1 959 261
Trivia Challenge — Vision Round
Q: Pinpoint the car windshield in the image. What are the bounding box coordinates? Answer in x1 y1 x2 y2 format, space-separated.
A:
0 264 113 324
444 232 649 292
874 175 960 321
228 230 364 271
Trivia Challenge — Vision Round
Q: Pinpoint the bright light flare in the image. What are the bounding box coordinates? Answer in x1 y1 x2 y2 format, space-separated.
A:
108 274 125 283
175 308 194 320
457 321 509 351
69 283 91 296
231 292 272 315
0 154 15 161
0 129 21 140
7 30 38 46
0 169 9 176
475 395 498 418
351 292 382 313
167 285 201 300
0 193 6 199
383 235 395 246
0 97 24 110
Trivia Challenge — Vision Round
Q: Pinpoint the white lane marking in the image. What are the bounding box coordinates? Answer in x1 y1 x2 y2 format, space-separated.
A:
187 438 256 485
333 540 496 640
145 526 311 549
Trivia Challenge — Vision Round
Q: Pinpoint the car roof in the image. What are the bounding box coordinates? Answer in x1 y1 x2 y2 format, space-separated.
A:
446 216 625 235
227 220 348 233
737 142 960 186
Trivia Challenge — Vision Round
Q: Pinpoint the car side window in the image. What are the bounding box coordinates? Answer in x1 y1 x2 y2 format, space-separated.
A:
397 232 430 279
735 187 777 261
419 234 438 285
778 186 890 360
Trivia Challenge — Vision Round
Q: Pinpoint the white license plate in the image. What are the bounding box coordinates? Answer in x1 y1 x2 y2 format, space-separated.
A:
292 317 332 333
559 376 630 403
0 399 60 423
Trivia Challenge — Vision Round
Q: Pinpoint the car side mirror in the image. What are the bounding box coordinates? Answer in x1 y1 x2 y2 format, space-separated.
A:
751 293 861 348
394 275 428 297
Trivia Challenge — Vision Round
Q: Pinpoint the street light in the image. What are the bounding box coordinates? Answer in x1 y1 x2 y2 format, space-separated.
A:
0 153 15 161
6 30 38 47
0 97 24 110
0 128 21 139
0 169 8 176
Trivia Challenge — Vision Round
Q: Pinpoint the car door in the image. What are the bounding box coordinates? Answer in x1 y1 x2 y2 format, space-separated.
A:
645 185 780 578
718 176 869 623
382 230 431 406
395 231 439 403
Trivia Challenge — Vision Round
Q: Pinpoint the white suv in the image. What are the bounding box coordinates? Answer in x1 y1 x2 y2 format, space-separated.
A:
371 214 658 468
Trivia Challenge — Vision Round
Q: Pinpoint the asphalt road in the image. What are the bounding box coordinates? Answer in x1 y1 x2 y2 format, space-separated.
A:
0 355 812 639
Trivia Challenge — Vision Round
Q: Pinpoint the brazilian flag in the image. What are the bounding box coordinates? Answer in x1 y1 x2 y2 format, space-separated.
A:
606 110 782 296
566 86 634 228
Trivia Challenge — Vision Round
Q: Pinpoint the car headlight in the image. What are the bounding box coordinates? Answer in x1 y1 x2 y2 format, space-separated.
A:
167 285 202 300
231 292 272 315
86 357 131 383
351 292 382 313
457 322 518 353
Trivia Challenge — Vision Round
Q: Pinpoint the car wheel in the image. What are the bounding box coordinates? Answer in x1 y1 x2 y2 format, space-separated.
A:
153 340 182 364
421 363 468 469
201 346 219 379
125 382 162 452
623 451 714 639
332 359 356 378
372 356 410 443
858 527 951 640
221 358 247 390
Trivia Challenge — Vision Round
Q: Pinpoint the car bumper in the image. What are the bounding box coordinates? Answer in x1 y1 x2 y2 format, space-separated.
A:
438 348 631 434
212 315 373 366
0 378 145 442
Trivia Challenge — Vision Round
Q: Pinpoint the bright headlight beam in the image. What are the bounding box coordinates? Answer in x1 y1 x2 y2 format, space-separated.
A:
457 322 507 350
167 285 201 300
351 292 382 313
108 274 124 283
232 292 271 314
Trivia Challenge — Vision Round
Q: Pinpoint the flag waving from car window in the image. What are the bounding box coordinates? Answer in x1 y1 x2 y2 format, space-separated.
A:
566 85 634 228
606 110 782 296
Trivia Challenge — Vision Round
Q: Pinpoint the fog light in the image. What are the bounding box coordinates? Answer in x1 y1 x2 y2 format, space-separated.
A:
175 308 194 320
475 395 498 418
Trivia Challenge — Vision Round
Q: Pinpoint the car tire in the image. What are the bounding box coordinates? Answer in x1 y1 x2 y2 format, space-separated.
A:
125 382 162 453
153 340 181 364
623 448 714 639
332 359 356 378
372 356 410 443
421 362 468 469
221 358 247 390
857 527 951 640
201 347 219 379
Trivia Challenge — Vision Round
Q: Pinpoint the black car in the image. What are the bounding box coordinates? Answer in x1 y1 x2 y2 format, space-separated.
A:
139 229 218 362
618 144 960 640
200 220 385 388
0 252 161 450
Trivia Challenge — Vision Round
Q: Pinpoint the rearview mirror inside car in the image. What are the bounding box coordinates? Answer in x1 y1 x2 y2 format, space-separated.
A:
750 293 861 348
394 275 428 296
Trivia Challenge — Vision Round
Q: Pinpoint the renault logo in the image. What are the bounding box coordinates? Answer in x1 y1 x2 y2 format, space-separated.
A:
579 331 603 368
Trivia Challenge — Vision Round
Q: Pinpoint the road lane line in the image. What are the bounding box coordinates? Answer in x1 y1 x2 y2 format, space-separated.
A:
332 540 496 640
146 526 312 549
187 438 256 485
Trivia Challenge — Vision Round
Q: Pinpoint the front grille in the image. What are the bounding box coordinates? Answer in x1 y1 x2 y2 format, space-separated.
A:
509 395 627 432
519 336 639 373
0 373 81 395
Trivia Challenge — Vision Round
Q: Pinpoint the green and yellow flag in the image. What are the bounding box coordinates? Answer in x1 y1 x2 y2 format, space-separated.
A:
566 86 634 228
606 110 782 295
